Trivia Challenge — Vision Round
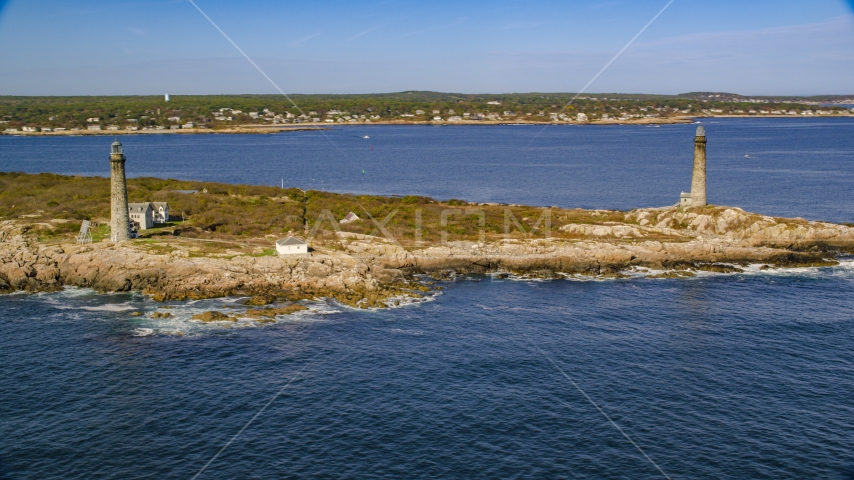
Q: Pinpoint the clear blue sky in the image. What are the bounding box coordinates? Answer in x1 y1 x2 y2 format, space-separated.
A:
0 0 852 95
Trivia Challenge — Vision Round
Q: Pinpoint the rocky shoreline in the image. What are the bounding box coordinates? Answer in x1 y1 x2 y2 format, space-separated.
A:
2 205 853 308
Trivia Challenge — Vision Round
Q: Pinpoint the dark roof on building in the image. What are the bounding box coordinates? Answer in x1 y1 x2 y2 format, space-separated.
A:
128 202 152 212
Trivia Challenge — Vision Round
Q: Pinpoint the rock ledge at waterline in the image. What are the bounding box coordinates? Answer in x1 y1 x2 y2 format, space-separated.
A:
2 205 853 308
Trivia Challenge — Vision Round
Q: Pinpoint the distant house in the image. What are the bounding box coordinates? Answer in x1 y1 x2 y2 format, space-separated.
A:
87 125 102 131
22 126 37 132
168 116 181 122
340 212 360 224
152 202 169 223
128 202 169 230
275 236 309 255
576 113 589 122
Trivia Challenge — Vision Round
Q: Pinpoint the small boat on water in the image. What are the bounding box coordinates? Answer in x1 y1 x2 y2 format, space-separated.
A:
363 135 370 139
745 155 751 158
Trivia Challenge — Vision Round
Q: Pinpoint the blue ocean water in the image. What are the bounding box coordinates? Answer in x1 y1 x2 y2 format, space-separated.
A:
0 118 852 222
1 120 854 479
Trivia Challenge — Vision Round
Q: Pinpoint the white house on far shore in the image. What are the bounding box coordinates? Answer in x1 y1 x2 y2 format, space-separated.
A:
276 236 309 255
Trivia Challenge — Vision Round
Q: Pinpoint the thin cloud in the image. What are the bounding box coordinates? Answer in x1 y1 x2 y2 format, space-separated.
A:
289 32 321 47
587 1 626 11
346 24 385 42
402 17 467 37
494 21 554 31
635 16 854 48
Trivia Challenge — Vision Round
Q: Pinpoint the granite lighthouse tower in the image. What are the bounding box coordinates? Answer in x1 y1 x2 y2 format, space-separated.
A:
109 140 131 242
680 126 707 207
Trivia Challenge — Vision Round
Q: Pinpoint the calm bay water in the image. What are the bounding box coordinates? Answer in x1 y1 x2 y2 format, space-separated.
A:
0 118 852 222
1 120 854 479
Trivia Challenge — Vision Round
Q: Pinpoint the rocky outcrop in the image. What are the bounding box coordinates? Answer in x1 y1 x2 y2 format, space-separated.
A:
1 206 853 306
0 221 419 307
628 206 854 250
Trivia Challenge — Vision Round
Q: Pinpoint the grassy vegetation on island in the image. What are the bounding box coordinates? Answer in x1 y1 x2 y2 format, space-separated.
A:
2 173 851 303
1 91 852 133
0 171 656 251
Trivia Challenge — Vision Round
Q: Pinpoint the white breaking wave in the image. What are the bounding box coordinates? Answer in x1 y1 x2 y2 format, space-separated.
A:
79 304 138 312
388 328 425 336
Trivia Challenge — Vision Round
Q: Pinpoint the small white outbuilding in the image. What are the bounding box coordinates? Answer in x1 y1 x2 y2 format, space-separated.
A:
340 212 360 224
275 236 309 255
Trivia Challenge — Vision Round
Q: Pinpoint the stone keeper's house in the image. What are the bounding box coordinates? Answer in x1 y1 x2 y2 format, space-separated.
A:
128 202 169 231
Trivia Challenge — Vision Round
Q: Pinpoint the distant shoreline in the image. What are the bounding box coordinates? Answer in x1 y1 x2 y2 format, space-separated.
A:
3 115 853 137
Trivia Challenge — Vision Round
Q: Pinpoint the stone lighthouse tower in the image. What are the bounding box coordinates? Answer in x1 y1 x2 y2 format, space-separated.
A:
109 140 131 242
679 126 707 207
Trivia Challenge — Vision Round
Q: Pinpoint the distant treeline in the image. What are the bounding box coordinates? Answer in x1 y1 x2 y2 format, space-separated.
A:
1 91 851 129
